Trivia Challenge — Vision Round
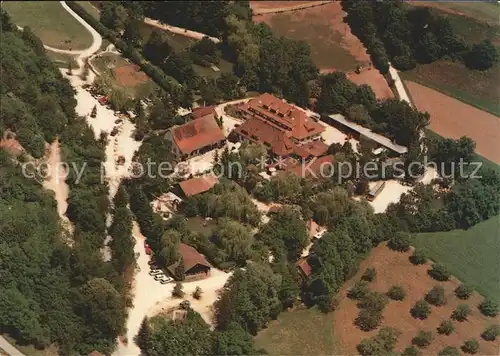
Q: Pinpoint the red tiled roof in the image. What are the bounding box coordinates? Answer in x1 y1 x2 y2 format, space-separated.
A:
285 155 335 178
192 105 216 119
179 175 218 197
167 243 212 275
241 93 324 141
171 114 225 155
301 140 329 157
233 117 297 156
296 257 312 277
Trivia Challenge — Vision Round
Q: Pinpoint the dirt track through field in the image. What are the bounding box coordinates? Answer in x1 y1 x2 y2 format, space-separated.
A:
250 1 331 15
333 244 500 355
406 81 500 164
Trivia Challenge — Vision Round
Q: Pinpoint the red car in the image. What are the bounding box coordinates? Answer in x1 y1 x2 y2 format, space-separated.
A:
144 242 152 255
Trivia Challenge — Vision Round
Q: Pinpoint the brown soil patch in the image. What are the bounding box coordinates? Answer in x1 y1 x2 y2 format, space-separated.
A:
253 2 370 71
319 67 394 100
113 64 149 88
347 69 393 99
405 81 500 164
334 244 500 355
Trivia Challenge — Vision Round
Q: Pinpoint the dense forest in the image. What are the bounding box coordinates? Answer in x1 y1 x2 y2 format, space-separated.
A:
343 0 498 72
0 11 131 355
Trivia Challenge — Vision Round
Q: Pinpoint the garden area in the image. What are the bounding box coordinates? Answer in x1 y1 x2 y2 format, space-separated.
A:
254 307 338 355
3 1 93 50
332 243 500 355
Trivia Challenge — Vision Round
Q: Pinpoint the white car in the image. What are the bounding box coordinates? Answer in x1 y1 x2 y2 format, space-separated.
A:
153 273 166 281
159 277 173 284
149 269 163 276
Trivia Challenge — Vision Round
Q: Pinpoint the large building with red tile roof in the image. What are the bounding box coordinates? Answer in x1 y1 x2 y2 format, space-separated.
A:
167 243 212 279
166 110 225 160
232 93 325 160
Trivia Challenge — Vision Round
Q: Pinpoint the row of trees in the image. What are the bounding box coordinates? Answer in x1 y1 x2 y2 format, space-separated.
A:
343 0 498 72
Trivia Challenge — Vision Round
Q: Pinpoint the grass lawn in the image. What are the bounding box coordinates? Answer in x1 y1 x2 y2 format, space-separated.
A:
413 215 500 303
186 216 217 237
45 49 79 70
193 59 234 79
254 307 338 355
408 1 500 27
261 11 359 71
399 9 500 117
3 1 93 50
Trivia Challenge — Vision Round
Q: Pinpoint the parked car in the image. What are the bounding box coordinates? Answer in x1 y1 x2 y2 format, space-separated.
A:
149 270 163 276
149 264 159 270
110 127 119 136
159 277 173 284
154 274 166 281
115 119 123 124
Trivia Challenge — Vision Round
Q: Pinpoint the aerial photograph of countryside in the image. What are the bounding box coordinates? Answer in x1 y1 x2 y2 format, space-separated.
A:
0 1 499 355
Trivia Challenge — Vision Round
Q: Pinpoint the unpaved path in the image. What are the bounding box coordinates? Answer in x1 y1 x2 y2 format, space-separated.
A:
251 1 331 15
144 18 221 43
43 140 75 237
0 336 24 356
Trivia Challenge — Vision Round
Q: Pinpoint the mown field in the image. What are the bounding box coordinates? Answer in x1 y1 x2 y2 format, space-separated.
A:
414 215 500 303
3 1 93 50
254 307 338 355
400 8 500 117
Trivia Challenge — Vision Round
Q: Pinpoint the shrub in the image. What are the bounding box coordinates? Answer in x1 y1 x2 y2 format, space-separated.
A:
478 299 499 317
481 324 500 341
425 285 446 306
437 320 455 335
402 346 421 356
454 284 473 300
387 285 406 301
410 249 427 265
192 286 203 300
410 300 431 320
355 309 383 331
358 291 388 312
361 267 377 282
347 280 370 300
412 330 433 348
388 232 410 252
452 304 471 321
428 263 451 281
461 338 479 354
172 282 184 298
357 327 400 356
464 40 499 70
439 346 460 356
